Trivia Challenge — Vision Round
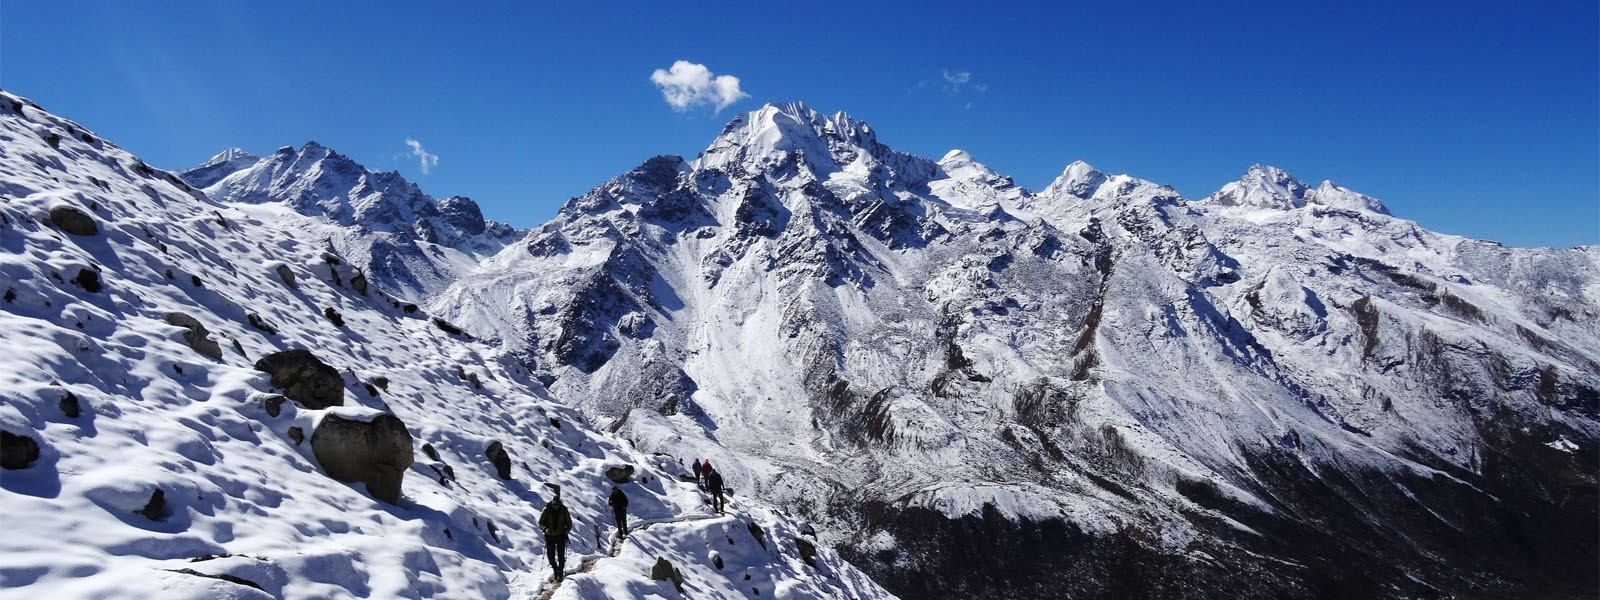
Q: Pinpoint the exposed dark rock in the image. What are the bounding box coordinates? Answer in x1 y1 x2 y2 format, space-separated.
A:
421 443 440 462
487 519 500 543
794 537 817 568
164 568 264 592
747 521 766 550
287 426 304 446
275 265 297 289
59 391 80 418
1 430 41 469
712 553 724 569
3 288 14 302
134 489 167 521
485 441 512 480
432 318 464 336
604 464 635 483
372 377 389 391
246 313 277 335
263 395 287 418
310 413 414 504
190 274 202 287
402 303 418 314
73 268 101 293
650 557 684 592
253 349 344 409
49 206 98 236
362 382 379 397
323 307 344 327
165 312 223 361
350 274 368 295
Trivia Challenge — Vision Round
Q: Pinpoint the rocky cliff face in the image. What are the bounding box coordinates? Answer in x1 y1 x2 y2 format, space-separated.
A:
432 102 1600 598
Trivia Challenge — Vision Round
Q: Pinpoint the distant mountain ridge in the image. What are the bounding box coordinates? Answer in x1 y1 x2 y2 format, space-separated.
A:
182 142 521 302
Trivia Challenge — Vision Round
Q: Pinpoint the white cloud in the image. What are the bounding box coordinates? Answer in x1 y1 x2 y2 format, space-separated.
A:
650 60 749 113
942 70 971 86
405 138 438 174
940 69 986 96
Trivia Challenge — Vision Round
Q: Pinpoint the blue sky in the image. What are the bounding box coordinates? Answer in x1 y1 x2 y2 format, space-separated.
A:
3 0 1595 247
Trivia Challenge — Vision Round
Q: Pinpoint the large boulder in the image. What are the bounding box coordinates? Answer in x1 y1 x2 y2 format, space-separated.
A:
485 440 512 480
253 349 343 409
604 464 635 484
311 412 414 504
165 312 223 361
274 264 297 289
49 206 98 236
1 430 40 470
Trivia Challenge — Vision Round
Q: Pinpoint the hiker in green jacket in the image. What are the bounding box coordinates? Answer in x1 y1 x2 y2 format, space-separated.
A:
539 495 573 580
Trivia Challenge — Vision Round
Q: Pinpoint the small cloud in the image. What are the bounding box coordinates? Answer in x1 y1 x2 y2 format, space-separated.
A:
650 60 750 113
405 138 438 174
937 69 984 97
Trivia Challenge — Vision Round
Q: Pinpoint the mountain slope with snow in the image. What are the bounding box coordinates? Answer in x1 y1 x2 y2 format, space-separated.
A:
0 92 895 600
433 102 1599 598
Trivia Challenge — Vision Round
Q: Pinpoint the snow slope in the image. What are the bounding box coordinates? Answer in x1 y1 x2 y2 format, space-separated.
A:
0 92 895 600
432 102 1600 598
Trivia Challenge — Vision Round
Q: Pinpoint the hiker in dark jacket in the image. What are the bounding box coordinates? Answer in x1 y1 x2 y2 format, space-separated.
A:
699 460 713 491
608 486 629 536
707 469 726 514
539 496 573 580
691 459 702 487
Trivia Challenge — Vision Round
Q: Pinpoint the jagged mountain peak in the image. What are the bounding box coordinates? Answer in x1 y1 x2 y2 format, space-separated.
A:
937 149 1004 184
695 101 897 175
1040 159 1108 200
201 146 257 167
1205 163 1312 209
1206 163 1390 214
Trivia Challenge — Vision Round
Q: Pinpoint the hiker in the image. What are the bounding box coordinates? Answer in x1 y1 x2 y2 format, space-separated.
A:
699 460 713 491
707 468 726 514
608 485 629 536
691 458 702 487
539 494 573 580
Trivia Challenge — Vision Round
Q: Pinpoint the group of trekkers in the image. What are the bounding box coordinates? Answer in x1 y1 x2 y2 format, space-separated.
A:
691 458 726 514
535 456 730 582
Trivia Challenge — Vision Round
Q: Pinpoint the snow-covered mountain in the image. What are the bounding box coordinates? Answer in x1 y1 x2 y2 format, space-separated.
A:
0 92 896 599
430 102 1600 598
184 142 521 302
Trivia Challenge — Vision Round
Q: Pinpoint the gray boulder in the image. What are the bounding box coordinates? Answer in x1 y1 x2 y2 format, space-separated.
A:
275 264 297 289
49 206 98 236
254 349 343 409
485 440 512 480
165 312 223 361
311 413 414 504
